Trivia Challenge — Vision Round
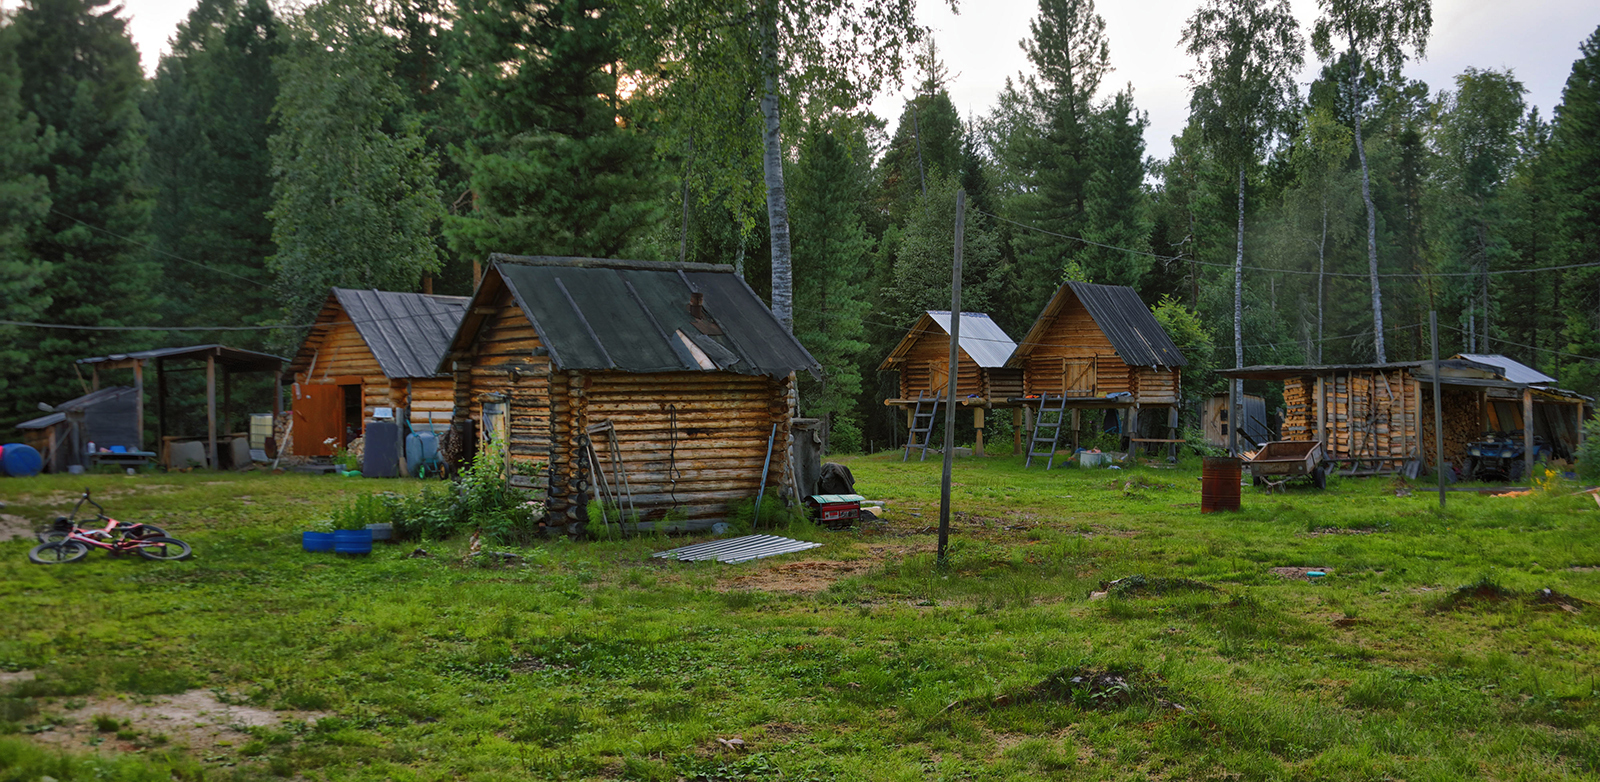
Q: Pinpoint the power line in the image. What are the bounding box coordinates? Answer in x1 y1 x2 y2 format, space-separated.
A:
1441 325 1600 365
979 206 1600 279
48 208 270 288
0 320 296 332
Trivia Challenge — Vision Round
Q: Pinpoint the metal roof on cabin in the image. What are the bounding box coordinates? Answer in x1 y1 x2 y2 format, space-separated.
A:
1455 354 1557 386
924 312 1017 368
488 255 820 378
333 288 469 378
1008 282 1187 369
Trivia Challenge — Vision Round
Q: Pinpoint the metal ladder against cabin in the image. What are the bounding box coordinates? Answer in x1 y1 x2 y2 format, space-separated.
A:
902 389 945 462
582 420 636 529
1025 394 1071 470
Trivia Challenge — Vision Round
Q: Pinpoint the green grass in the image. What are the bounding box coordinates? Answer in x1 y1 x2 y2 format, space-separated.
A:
1 456 1597 781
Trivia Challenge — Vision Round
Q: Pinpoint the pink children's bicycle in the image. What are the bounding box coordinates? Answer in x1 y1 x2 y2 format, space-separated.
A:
27 489 191 564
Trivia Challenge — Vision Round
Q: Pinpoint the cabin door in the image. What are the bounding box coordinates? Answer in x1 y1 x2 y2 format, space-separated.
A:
291 383 341 457
1064 359 1097 397
926 361 950 397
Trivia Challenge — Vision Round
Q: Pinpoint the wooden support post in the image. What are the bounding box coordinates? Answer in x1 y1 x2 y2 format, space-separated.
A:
1431 311 1445 508
1168 406 1179 460
1481 389 1491 434
157 359 168 456
1524 388 1535 482
1012 408 1023 455
92 366 100 391
273 372 282 418
1071 408 1081 452
906 407 915 447
1126 406 1139 453
973 407 985 457
223 368 232 445
206 354 218 470
132 359 144 451
1316 375 1327 451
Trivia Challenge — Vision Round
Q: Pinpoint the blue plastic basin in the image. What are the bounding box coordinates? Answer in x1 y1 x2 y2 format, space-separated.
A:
333 529 373 556
302 531 335 552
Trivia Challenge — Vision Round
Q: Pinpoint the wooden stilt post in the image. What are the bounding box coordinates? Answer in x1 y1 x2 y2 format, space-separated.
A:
1013 408 1023 455
1523 388 1535 483
1168 406 1179 461
1071 408 1081 452
973 407 985 457
1431 311 1445 509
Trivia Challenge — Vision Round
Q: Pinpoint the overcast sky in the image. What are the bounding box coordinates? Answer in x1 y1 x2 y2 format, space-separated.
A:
113 0 1600 161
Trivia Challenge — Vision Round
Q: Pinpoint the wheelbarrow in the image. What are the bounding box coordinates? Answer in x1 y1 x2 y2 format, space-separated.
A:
1245 440 1326 491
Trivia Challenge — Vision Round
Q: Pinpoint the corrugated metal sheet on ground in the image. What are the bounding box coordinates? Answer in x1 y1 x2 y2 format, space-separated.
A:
490 255 820 379
925 311 1017 368
336 289 469 379
652 534 823 564
1065 282 1188 368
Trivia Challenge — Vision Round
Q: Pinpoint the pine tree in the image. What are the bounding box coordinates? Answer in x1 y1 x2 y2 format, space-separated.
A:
790 114 874 452
446 0 664 262
0 21 54 407
144 0 283 343
268 0 443 331
4 0 155 419
1552 24 1600 395
1079 87 1153 289
1006 0 1111 313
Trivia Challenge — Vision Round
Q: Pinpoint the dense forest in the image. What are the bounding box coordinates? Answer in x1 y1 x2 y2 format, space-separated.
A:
2 0 1598 454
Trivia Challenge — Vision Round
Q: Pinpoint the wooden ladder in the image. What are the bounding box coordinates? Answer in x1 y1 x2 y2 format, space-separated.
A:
1025 394 1070 469
902 390 945 463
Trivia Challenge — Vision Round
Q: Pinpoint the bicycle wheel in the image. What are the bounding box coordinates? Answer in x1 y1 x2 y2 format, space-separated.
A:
28 541 89 565
136 536 192 561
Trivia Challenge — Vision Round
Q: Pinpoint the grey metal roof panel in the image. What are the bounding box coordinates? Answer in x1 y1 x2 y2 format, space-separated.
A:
652 534 824 563
1066 282 1188 368
925 311 1017 368
77 345 285 371
491 256 820 378
333 288 469 378
1455 354 1557 386
15 412 65 430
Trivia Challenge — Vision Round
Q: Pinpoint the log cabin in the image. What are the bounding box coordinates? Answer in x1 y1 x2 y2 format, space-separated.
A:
878 311 1022 456
440 255 821 531
1006 282 1187 453
287 288 469 457
1219 358 1590 477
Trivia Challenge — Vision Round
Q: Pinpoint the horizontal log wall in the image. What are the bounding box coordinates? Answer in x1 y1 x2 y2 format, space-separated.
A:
898 332 983 399
1022 297 1133 397
1132 368 1180 405
557 371 789 526
984 368 1024 401
467 299 552 468
406 378 454 429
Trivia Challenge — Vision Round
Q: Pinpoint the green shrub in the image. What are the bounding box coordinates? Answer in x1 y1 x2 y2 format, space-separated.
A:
828 417 863 454
388 435 546 544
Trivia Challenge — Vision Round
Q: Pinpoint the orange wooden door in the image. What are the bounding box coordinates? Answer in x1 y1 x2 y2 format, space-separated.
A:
292 383 341 457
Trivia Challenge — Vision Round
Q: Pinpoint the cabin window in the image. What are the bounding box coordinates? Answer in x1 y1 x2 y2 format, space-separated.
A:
481 401 508 446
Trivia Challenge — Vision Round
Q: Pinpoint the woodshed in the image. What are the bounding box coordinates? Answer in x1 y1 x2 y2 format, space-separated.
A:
441 255 821 530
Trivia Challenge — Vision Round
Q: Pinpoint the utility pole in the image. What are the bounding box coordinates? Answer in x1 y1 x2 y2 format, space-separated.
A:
938 190 965 567
1432 310 1445 509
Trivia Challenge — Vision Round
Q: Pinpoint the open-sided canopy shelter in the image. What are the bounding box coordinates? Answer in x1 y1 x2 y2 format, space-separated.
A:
76 345 285 469
1219 358 1590 477
442 255 820 530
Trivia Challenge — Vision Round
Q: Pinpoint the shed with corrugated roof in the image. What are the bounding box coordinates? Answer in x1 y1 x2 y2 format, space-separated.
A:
286 288 468 457
441 255 821 531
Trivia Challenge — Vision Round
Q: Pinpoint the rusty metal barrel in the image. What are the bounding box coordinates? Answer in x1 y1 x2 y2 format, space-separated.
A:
1201 457 1242 513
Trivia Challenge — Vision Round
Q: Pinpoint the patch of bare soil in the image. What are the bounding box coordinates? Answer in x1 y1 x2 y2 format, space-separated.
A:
26 689 324 755
1568 566 1600 573
717 544 925 593
20 484 179 508
1271 567 1332 581
0 670 36 684
0 513 37 542
719 559 875 594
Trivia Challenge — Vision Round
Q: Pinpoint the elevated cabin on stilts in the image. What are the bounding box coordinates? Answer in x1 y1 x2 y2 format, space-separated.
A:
1007 282 1187 463
878 311 1021 457
286 288 469 458
440 255 821 533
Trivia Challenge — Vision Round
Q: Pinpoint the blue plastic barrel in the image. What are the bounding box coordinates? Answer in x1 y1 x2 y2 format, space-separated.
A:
302 531 335 552
333 528 373 555
0 443 43 478
405 432 438 475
